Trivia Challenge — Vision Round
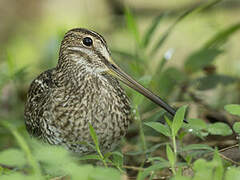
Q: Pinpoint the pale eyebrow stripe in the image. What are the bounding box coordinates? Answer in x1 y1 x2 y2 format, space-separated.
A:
66 28 108 47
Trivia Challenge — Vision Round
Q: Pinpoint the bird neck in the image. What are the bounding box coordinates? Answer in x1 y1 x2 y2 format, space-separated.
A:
54 58 99 89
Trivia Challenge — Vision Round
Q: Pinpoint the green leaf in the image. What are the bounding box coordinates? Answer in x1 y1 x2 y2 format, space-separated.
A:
193 150 224 180
0 173 35 180
203 22 240 49
184 48 223 73
142 14 164 48
0 121 42 177
89 123 99 151
145 122 171 137
225 167 240 180
0 149 26 167
181 144 214 152
89 167 121 180
195 74 236 91
156 67 187 97
32 140 75 175
65 164 94 180
6 50 15 76
172 106 187 137
138 161 170 180
208 122 232 136
149 0 221 56
124 7 140 45
147 156 168 163
171 175 191 180
166 144 175 167
233 122 240 134
183 119 208 139
76 140 96 150
224 104 240 116
112 49 137 60
188 118 207 130
151 7 197 56
111 151 123 167
164 116 172 127
78 154 101 161
88 123 107 166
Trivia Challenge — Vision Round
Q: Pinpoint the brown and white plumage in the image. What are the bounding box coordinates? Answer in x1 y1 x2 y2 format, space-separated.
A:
25 28 181 154
25 28 131 154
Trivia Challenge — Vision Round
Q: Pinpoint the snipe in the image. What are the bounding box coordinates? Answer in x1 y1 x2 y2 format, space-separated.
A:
25 28 180 154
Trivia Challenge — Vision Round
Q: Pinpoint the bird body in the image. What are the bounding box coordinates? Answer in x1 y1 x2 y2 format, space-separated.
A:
25 28 179 154
25 39 131 153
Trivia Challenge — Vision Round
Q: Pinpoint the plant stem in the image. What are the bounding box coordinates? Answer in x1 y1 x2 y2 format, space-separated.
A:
97 149 107 167
135 106 147 153
172 136 177 175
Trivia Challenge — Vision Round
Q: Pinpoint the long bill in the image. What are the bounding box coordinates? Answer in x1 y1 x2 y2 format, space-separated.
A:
106 59 187 122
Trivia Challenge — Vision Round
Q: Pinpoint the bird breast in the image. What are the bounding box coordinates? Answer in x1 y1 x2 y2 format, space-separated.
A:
46 73 131 153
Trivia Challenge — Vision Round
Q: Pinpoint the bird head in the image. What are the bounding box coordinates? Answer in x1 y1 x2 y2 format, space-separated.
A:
57 28 181 119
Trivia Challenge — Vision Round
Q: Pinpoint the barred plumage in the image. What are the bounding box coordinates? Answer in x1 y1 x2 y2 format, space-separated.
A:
25 28 180 154
25 28 131 154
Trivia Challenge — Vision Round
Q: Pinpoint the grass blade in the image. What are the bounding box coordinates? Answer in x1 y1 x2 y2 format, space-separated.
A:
150 0 223 56
124 7 140 45
150 9 194 56
88 123 107 167
203 23 240 49
181 144 214 152
112 49 137 60
142 14 165 48
89 123 99 150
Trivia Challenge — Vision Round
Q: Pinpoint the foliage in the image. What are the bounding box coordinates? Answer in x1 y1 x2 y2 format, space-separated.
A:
1 0 240 179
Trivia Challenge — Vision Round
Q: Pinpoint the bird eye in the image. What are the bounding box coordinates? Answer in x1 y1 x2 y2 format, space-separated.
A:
82 37 93 47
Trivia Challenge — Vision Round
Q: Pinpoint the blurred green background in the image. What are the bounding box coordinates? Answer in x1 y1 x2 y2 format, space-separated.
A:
1 0 240 179
1 0 240 126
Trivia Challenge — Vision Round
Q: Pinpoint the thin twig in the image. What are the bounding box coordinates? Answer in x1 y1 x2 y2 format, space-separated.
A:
218 144 239 153
219 153 240 166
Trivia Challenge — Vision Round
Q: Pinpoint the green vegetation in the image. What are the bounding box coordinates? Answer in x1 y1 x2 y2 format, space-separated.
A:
1 0 240 179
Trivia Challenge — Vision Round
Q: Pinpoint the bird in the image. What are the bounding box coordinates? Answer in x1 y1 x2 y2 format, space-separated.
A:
24 28 181 154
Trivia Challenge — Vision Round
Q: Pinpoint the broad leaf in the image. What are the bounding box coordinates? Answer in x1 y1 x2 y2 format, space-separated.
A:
184 48 223 73
188 118 207 130
208 122 232 136
233 122 240 134
145 122 171 137
224 104 240 116
156 67 186 98
194 74 236 91
225 167 240 180
172 106 187 137
0 149 26 167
